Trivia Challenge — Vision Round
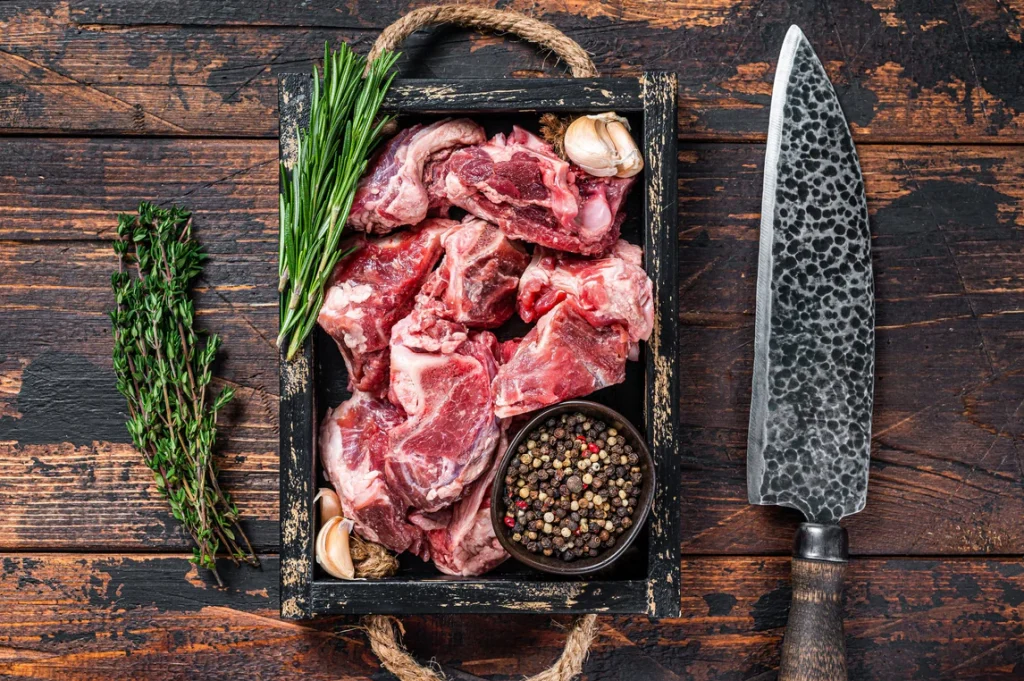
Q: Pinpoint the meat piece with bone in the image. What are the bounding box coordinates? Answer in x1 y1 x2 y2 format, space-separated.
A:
493 300 630 418
444 127 635 255
319 391 428 559
416 216 531 329
517 239 653 343
388 327 502 512
420 428 509 576
349 118 486 234
317 219 455 395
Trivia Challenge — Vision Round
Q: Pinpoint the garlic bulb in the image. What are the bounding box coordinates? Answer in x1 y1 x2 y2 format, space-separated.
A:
564 112 644 178
316 516 356 580
314 487 342 525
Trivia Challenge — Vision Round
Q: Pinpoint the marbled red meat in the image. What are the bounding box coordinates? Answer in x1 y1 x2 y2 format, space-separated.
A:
492 300 630 418
349 118 485 234
317 219 455 395
444 127 635 255
319 391 427 559
517 240 653 343
415 216 530 329
387 328 502 512
421 430 509 576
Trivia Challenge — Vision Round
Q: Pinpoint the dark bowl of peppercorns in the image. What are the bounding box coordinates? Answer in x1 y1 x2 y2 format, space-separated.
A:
490 400 655 576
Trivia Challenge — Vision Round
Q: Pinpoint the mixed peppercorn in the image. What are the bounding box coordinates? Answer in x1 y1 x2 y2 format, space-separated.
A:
501 411 644 562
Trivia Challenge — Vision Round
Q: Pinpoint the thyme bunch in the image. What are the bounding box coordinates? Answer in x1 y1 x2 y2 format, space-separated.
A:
277 43 400 360
111 203 259 585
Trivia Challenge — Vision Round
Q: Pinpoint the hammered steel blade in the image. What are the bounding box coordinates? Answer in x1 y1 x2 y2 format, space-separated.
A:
747 25 875 525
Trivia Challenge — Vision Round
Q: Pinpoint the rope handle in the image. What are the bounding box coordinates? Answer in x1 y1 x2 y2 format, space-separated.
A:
363 6 599 680
363 614 600 681
368 5 599 78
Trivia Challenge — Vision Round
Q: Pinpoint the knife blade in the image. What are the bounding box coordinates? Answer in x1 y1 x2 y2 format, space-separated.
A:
748 25 875 681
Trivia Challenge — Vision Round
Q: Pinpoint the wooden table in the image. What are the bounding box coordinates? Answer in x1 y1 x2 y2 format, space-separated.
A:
1 1 1022 679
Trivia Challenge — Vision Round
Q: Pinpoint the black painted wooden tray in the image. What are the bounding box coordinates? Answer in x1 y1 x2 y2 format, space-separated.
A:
279 73 680 619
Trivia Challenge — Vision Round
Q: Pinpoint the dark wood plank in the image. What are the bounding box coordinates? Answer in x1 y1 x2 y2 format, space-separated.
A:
641 71 682 617
277 73 315 621
0 554 1021 680
0 1 1021 140
1 137 1022 556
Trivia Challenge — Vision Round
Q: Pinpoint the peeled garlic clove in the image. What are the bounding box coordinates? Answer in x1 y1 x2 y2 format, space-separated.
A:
314 487 342 525
316 516 356 580
564 112 644 179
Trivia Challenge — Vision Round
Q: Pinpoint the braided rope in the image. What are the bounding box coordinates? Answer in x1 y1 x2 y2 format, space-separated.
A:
363 614 600 681
368 4 598 77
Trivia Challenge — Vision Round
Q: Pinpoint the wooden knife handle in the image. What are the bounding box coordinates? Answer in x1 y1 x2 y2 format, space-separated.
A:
779 523 849 681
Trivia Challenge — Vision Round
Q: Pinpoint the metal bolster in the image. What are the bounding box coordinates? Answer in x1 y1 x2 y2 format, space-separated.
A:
794 523 849 563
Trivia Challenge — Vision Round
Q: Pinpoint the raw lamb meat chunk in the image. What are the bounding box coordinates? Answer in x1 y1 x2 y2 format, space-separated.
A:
349 118 486 234
444 127 635 255
388 329 502 512
416 216 530 328
517 240 654 343
423 431 509 576
318 219 455 395
493 300 630 418
319 391 428 559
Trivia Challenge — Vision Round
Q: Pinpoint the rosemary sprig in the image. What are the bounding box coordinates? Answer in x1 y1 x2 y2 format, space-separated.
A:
110 202 259 586
277 43 400 360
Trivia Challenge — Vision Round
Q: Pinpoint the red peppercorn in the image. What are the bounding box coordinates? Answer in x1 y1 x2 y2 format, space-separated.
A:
504 516 516 528
576 435 586 442
588 443 599 453
515 500 528 510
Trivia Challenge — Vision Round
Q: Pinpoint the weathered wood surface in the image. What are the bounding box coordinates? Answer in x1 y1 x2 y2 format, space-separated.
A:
0 0 1022 678
0 554 1021 680
2 137 1022 557
0 1 1021 140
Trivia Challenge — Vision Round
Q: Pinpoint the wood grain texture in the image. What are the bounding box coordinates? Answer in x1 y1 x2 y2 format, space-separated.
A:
0 1 1021 140
1 138 1022 557
0 554 1021 680
779 559 849 681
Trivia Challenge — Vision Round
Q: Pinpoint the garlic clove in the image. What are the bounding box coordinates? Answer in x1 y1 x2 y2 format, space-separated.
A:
314 487 342 525
605 119 644 178
564 112 644 179
316 516 357 580
564 115 619 177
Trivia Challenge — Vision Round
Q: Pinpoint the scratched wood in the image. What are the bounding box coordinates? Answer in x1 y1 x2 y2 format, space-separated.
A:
0 0 1023 675
0 554 1021 680
1 137 1023 558
0 1 1021 140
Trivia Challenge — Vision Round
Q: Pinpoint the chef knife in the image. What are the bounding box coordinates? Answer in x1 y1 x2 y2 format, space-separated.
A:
747 25 875 681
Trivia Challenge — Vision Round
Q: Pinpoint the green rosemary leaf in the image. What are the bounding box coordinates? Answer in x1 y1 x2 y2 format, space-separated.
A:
277 43 400 360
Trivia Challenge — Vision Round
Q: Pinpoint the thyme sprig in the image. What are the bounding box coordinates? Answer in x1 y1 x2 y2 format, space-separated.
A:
277 43 400 360
111 202 259 585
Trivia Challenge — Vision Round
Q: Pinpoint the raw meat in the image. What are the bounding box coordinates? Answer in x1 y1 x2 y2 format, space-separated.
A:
424 148 457 217
350 118 486 234
423 430 509 576
575 171 636 248
319 391 428 559
493 300 630 418
517 240 654 343
318 219 455 395
416 216 530 329
388 329 502 512
444 127 635 255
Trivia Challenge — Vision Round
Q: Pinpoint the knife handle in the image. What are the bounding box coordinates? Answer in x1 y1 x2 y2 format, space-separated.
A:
779 523 849 681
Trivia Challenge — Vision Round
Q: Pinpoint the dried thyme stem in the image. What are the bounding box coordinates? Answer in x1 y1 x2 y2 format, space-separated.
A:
110 202 260 585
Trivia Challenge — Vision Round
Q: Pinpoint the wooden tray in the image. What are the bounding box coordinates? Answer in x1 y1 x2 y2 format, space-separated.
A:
278 73 680 619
